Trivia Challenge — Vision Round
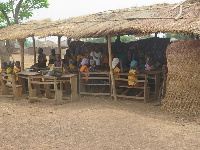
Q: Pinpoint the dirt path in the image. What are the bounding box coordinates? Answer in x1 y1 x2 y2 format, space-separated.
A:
0 95 199 150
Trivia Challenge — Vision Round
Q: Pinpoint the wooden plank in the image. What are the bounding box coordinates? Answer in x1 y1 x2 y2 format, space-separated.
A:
80 92 110 96
31 81 55 84
114 73 146 77
115 78 145 82
116 95 144 100
144 75 149 102
81 77 109 80
80 72 109 75
82 84 110 85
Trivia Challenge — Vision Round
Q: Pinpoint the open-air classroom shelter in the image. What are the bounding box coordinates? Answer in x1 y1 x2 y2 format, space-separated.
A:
0 0 199 115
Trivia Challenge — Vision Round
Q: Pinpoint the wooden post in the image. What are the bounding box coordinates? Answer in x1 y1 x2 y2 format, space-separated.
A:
107 34 117 101
67 38 71 49
58 36 61 54
17 38 26 71
32 36 36 64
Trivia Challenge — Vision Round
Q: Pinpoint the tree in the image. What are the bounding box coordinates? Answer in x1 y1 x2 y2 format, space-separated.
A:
0 0 49 63
0 0 49 27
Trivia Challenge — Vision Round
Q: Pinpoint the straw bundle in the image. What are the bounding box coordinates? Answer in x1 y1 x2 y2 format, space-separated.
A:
162 39 200 115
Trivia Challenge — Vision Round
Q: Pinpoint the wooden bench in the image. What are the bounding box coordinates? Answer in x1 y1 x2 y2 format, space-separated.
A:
79 72 111 96
0 73 22 99
28 74 78 104
114 73 150 102
28 75 65 104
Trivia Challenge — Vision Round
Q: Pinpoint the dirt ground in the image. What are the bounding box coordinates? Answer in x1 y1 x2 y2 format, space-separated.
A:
0 94 199 150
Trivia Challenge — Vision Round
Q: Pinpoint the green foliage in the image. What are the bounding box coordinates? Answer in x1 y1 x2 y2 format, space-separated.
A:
0 0 49 27
81 35 136 43
164 33 190 39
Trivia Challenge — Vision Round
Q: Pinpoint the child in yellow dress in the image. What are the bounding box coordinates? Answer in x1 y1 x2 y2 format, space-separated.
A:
13 61 21 82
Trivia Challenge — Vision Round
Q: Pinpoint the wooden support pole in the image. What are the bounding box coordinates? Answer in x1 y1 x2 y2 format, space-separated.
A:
67 38 71 49
58 36 61 54
107 34 117 101
32 36 36 64
17 38 26 71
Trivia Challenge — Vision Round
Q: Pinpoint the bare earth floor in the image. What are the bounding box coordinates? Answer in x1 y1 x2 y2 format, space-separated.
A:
0 95 200 150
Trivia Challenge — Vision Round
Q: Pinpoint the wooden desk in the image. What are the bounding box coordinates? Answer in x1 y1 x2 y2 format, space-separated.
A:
18 71 40 93
28 74 78 104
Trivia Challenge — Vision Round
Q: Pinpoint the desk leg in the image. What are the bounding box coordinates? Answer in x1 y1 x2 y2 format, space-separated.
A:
55 82 63 105
45 84 51 98
155 74 160 98
70 76 78 101
19 78 26 94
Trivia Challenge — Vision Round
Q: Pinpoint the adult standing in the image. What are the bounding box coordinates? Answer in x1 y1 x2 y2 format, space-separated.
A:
90 44 102 70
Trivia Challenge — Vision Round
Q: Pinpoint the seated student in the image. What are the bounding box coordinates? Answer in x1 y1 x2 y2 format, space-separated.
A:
128 60 139 86
155 65 168 106
54 54 64 70
6 61 14 74
64 49 71 65
1 62 8 73
13 61 21 82
102 52 109 70
47 59 55 72
49 49 56 65
138 58 145 72
6 61 14 81
90 44 102 70
118 49 128 71
38 48 47 68
77 47 86 68
69 59 76 70
145 58 156 71
79 58 89 82
112 58 121 79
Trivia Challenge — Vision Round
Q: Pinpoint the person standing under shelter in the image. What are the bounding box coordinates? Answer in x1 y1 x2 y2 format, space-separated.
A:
90 44 102 70
49 49 56 65
38 48 47 68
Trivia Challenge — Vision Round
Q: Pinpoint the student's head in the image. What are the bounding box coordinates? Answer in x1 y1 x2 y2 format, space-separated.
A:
66 49 70 56
78 47 84 55
90 59 96 68
49 59 54 64
51 49 55 55
1 62 7 69
69 59 74 65
162 65 168 75
112 58 119 69
38 48 43 54
81 58 89 66
94 44 99 52
56 54 61 61
9 61 14 69
15 61 20 68
130 60 138 69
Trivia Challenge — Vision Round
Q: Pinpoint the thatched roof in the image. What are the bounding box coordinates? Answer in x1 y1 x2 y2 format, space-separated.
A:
0 0 199 40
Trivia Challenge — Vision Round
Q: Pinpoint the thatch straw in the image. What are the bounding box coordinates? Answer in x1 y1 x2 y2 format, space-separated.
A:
0 0 199 40
162 39 200 115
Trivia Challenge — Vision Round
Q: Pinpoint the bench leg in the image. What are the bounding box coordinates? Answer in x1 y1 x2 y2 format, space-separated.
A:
70 76 78 101
2 85 9 95
29 88 37 103
45 84 51 98
55 89 62 105
13 87 22 100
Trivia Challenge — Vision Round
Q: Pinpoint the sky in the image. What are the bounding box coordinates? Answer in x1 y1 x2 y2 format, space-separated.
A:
29 0 185 21
1 0 184 42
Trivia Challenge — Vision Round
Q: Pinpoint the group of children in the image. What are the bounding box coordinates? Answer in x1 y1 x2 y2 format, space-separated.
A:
1 61 21 82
